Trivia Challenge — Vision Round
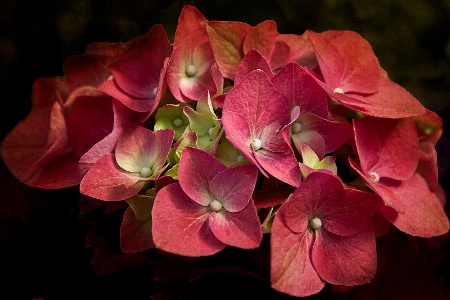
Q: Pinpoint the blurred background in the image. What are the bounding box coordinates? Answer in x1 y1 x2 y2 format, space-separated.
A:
1 0 449 299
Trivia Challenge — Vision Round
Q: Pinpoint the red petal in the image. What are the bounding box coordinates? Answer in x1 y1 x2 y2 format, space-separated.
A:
379 173 449 237
234 49 273 84
167 5 216 101
178 147 227 206
271 215 325 297
209 201 262 249
67 95 114 158
354 117 419 181
254 148 301 187
80 154 144 201
209 165 258 212
206 21 252 80
272 62 329 118
312 226 377 286
120 206 155 253
152 183 226 256
307 30 379 94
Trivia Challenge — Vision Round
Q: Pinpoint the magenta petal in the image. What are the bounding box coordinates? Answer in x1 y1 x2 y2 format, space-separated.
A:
272 62 329 118
178 147 227 206
312 226 377 286
80 154 144 201
109 24 171 99
234 49 273 84
98 80 155 112
223 69 290 135
67 95 114 157
115 125 159 173
167 5 216 101
307 30 379 94
354 116 419 181
349 158 406 213
152 183 226 256
120 207 155 253
379 173 449 237
254 148 301 187
271 216 325 297
209 201 262 249
206 21 252 80
209 165 258 212
280 172 346 233
324 187 381 237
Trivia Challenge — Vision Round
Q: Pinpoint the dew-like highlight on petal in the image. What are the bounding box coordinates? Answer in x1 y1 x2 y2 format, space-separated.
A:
210 199 223 212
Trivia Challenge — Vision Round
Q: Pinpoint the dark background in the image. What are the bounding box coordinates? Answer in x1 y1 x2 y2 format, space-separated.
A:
1 0 450 299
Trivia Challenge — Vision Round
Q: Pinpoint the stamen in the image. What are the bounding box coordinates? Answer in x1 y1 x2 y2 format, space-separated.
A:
333 87 344 94
251 139 262 151
309 217 322 230
152 87 158 97
292 122 302 133
369 171 380 183
185 65 197 77
140 167 152 178
172 117 183 127
236 155 245 162
210 199 223 212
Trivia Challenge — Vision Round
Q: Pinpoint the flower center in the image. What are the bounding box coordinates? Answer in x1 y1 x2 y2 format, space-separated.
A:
292 122 302 133
152 87 158 97
172 117 183 127
209 199 223 212
333 87 344 94
185 65 197 77
140 167 152 178
369 171 380 183
309 217 322 230
251 139 262 151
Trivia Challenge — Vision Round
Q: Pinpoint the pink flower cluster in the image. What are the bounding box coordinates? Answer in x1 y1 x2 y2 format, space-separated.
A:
1 5 449 297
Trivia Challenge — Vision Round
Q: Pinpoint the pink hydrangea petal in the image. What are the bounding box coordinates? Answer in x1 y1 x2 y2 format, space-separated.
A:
1 95 69 187
206 21 252 80
167 5 216 101
109 24 171 99
349 73 426 118
379 173 449 237
254 148 301 187
223 69 290 135
152 183 226 256
307 30 379 94
209 200 262 249
323 187 381 237
234 49 273 84
67 95 114 158
33 152 83 189
209 165 258 212
243 20 278 61
353 116 419 181
120 206 155 253
291 126 326 159
312 225 377 286
178 147 227 206
271 216 325 297
272 62 329 118
80 154 144 201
